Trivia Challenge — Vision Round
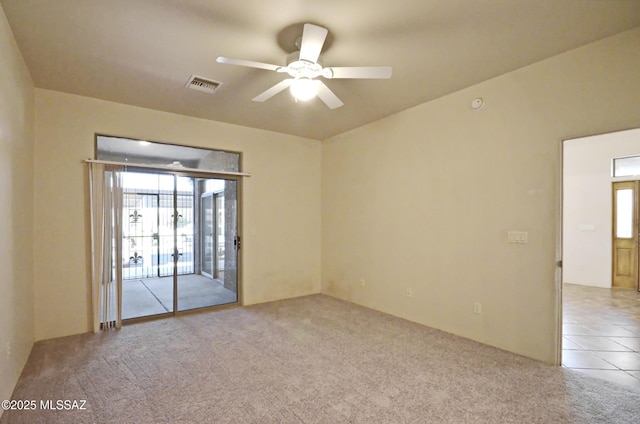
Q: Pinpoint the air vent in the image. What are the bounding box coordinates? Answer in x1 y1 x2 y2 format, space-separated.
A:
185 75 222 94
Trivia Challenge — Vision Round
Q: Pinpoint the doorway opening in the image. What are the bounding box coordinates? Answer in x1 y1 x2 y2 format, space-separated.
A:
561 129 640 388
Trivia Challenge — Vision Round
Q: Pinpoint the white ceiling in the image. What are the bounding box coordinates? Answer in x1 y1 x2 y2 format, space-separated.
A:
2 0 639 140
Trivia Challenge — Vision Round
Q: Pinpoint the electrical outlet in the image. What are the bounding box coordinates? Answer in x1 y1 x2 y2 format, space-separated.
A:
406 288 413 298
473 302 482 314
359 278 366 287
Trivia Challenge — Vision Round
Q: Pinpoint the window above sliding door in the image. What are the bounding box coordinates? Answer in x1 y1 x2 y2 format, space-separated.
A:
96 135 240 173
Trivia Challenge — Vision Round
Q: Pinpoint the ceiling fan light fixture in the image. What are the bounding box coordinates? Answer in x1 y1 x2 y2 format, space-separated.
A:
290 78 320 101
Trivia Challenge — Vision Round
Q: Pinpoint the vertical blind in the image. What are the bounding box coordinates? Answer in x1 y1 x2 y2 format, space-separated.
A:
89 163 124 331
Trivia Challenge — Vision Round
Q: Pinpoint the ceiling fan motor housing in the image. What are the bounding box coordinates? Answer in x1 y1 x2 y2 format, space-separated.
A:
284 51 325 79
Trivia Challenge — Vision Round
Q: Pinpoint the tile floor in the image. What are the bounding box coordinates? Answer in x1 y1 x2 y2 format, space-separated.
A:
562 283 640 387
122 274 237 320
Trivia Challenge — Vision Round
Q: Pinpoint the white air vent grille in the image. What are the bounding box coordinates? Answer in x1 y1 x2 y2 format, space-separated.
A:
185 75 222 94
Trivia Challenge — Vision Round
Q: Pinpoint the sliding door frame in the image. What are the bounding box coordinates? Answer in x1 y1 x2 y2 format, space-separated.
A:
121 165 243 324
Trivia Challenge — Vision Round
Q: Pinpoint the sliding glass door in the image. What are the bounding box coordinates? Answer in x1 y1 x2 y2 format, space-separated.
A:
121 170 239 320
176 176 237 311
121 172 175 318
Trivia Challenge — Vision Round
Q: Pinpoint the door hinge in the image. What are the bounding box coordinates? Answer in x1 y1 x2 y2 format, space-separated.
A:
234 235 241 251
556 260 562 268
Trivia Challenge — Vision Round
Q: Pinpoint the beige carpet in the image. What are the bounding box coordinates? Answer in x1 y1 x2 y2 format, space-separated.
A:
2 294 640 423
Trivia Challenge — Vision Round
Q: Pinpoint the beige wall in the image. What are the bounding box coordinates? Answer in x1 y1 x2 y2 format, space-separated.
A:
0 5 34 413
33 90 321 341
322 28 640 364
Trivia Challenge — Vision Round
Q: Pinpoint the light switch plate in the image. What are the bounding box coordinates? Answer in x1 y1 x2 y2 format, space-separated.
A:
508 231 528 244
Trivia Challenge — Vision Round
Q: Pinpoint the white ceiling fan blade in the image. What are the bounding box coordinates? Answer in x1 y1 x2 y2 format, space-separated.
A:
299 24 328 63
252 79 293 102
325 66 393 79
316 82 344 109
216 56 281 72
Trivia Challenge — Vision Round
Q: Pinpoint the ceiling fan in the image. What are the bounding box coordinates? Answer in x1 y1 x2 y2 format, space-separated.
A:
216 23 392 109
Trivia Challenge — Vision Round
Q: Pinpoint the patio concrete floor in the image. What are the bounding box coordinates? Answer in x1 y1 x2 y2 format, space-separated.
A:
122 274 237 320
